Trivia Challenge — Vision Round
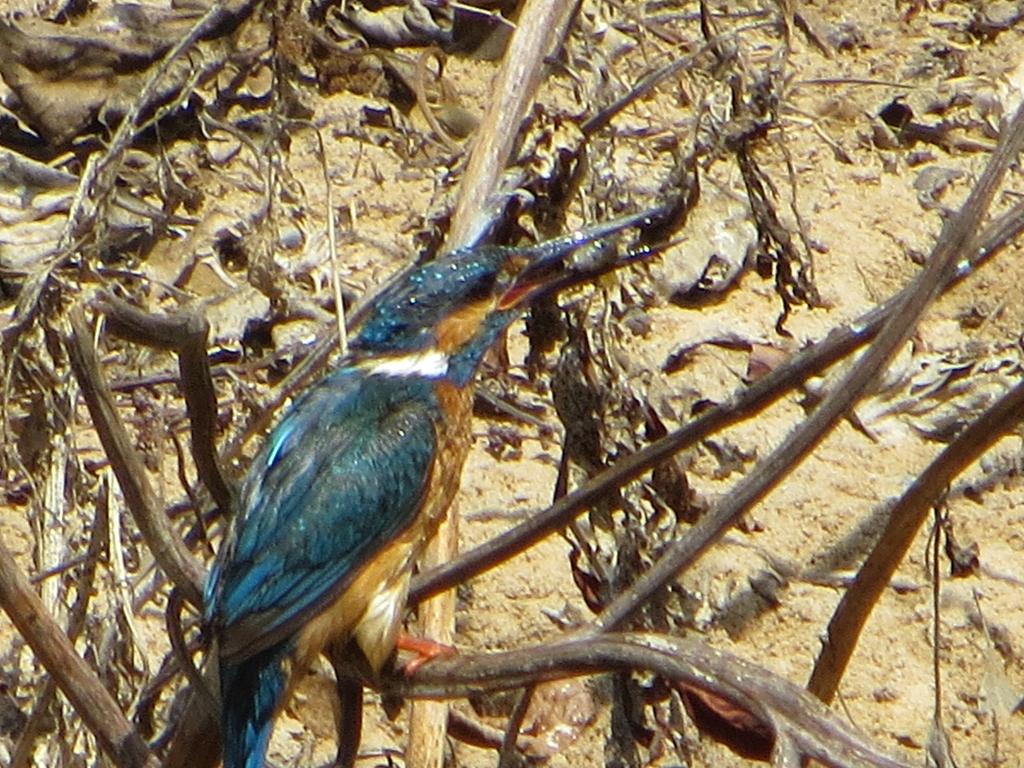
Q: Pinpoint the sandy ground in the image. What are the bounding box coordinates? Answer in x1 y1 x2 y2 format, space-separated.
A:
1 1 1024 767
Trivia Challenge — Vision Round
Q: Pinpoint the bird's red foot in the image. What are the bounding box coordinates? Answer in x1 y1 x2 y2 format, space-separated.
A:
397 631 456 676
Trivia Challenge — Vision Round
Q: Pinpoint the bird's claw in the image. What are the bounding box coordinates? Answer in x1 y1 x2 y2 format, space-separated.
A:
397 631 457 677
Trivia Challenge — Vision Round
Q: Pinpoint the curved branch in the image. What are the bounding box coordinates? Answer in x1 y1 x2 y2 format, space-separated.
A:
383 633 911 768
94 294 235 517
65 306 206 607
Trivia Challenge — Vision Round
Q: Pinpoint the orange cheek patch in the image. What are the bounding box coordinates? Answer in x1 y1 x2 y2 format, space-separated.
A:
433 300 491 353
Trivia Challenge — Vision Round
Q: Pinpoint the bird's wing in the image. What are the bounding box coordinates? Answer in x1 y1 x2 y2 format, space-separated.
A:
207 371 437 663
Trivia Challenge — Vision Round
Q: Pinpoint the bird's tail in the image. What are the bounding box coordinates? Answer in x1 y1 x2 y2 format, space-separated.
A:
220 643 292 768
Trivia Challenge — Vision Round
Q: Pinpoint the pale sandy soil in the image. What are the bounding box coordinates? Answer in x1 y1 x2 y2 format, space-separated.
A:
1 2 1023 767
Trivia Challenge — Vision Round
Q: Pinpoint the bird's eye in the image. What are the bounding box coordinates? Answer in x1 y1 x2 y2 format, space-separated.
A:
463 273 496 303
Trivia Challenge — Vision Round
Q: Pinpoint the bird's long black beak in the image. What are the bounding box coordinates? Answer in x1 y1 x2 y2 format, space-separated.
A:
497 204 675 310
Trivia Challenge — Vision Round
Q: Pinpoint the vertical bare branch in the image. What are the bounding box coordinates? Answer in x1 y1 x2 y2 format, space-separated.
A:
406 511 459 768
446 0 580 250
12 472 110 767
408 2 581 764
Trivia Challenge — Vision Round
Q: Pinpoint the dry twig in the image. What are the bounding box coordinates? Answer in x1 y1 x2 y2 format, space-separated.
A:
0 538 157 768
94 294 235 517
807 362 1024 701
11 473 110 767
446 0 579 249
65 306 206 607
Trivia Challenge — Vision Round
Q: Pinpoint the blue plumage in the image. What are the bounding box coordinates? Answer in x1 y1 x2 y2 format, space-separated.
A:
207 371 438 664
218 644 291 768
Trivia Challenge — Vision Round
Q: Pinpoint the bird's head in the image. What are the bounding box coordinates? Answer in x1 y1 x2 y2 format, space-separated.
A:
350 208 665 385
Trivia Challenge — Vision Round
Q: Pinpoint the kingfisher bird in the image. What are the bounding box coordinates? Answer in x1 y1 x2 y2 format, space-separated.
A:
202 208 664 768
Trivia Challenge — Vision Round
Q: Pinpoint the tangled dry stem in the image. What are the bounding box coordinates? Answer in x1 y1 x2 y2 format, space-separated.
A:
2 3 1024 768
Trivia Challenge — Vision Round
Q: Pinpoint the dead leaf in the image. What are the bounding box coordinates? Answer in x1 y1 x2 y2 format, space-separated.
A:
677 683 773 762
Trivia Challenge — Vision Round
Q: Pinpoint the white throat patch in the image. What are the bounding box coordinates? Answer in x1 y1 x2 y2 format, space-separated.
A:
362 349 449 379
